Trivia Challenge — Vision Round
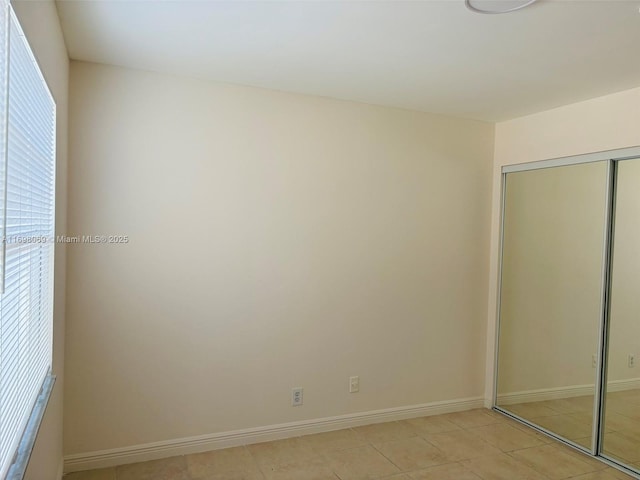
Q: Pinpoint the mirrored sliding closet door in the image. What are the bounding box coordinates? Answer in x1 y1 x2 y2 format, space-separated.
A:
495 161 609 451
494 150 640 479
602 158 640 468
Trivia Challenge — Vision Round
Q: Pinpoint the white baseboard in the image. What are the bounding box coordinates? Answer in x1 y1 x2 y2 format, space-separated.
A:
607 378 640 393
63 396 484 473
497 378 640 406
56 457 64 480
497 383 594 405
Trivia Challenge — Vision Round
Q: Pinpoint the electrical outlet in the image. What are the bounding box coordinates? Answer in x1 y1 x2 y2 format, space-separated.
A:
629 354 636 368
291 387 303 406
349 376 359 393
592 354 597 368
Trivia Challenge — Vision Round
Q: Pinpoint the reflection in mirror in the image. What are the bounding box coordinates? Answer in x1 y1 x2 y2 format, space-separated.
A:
602 158 640 471
496 161 608 450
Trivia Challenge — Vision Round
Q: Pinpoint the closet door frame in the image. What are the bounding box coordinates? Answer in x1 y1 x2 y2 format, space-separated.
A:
492 146 640 479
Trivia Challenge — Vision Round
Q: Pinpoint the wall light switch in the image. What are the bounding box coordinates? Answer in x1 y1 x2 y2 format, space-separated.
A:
349 376 359 393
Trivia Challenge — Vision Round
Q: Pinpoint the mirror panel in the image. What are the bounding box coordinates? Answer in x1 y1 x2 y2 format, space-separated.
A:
496 161 609 450
602 158 640 470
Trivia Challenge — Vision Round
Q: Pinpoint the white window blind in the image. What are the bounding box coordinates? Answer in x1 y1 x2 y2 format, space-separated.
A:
0 3 56 479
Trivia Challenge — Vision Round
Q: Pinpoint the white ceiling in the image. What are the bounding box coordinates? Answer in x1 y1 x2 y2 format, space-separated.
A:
55 0 640 122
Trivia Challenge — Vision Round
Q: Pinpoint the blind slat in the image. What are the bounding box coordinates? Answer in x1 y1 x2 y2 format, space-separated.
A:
0 5 56 478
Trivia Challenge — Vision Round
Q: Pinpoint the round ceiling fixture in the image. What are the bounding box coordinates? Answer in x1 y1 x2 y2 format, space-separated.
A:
465 0 539 14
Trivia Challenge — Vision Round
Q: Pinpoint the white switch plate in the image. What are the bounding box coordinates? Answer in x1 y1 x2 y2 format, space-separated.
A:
349 376 359 393
629 354 636 368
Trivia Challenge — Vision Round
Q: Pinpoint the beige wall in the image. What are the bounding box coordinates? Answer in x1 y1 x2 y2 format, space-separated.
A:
487 86 640 404
64 61 494 456
10 1 69 479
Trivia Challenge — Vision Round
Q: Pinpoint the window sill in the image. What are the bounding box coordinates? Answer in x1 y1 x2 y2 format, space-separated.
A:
5 374 56 480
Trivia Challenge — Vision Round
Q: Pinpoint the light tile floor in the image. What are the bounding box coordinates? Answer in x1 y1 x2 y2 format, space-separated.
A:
499 389 640 467
64 408 638 480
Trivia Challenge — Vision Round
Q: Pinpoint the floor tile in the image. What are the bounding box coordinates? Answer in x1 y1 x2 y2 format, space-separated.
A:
563 396 595 412
64 468 116 480
407 462 481 480
567 412 596 429
324 445 400 480
509 444 598 479
572 436 595 450
440 409 501 429
422 429 502 461
69 405 640 480
604 398 639 414
484 408 515 420
607 467 640 479
531 413 593 442
374 437 449 471
602 432 640 463
570 470 636 480
353 421 417 444
461 452 550 480
115 456 189 480
187 446 263 479
301 429 368 454
608 405 640 419
260 457 338 480
553 443 609 472
607 398 640 420
613 427 640 444
535 397 594 415
494 416 555 444
193 470 265 480
468 422 545 452
606 414 640 434
502 402 562 418
533 400 582 415
401 416 460 435
247 437 317 468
